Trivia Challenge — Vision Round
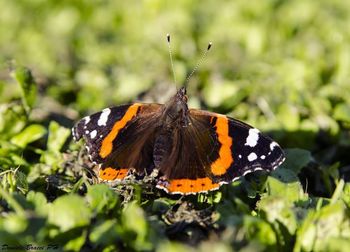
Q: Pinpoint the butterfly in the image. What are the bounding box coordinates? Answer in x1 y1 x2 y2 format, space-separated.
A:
72 86 285 195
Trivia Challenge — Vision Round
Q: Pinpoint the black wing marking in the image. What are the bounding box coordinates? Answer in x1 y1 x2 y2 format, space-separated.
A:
100 108 162 175
223 116 285 182
188 109 285 183
72 103 162 167
72 104 134 163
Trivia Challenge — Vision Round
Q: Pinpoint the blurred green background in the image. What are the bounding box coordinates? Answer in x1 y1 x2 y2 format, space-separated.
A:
0 0 350 251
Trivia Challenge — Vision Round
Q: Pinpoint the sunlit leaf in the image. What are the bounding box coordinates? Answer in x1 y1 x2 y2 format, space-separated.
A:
47 121 70 152
90 220 119 245
10 124 46 148
26 191 48 216
265 176 307 204
2 213 28 234
0 104 27 139
48 194 91 232
86 184 119 214
334 103 350 123
11 66 37 113
64 231 87 251
122 201 152 250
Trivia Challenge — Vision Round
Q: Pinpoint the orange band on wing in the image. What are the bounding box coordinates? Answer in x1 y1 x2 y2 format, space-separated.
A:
99 104 140 158
164 177 219 194
210 116 233 175
99 167 128 180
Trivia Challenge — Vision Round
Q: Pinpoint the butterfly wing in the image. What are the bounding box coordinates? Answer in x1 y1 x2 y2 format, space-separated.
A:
73 103 285 194
72 103 162 180
155 112 220 194
156 109 285 194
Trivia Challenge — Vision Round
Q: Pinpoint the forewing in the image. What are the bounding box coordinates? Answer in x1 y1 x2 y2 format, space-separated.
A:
190 109 285 183
72 103 162 180
156 109 285 195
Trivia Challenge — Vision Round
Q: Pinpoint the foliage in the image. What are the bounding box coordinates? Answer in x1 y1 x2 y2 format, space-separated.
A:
0 0 349 251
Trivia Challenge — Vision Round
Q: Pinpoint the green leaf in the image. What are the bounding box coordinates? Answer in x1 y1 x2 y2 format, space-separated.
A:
319 238 350 252
90 220 119 245
293 210 317 252
271 168 299 184
86 184 119 214
341 183 350 207
156 242 194 252
48 194 91 232
13 170 28 194
265 176 307 204
122 201 147 236
333 103 350 123
0 191 24 217
258 196 297 235
330 179 344 204
243 216 277 246
47 121 70 152
0 103 27 138
233 198 251 214
11 66 37 112
122 201 151 250
10 124 46 148
0 141 28 169
2 213 28 234
0 169 28 194
295 202 349 252
279 148 312 174
278 104 300 131
202 81 244 108
26 191 48 216
64 231 87 251
151 199 172 213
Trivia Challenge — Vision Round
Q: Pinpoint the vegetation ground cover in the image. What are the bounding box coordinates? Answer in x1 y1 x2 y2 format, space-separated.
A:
0 1 349 251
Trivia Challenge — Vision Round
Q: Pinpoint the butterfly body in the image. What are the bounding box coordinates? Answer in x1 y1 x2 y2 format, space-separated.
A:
72 87 285 195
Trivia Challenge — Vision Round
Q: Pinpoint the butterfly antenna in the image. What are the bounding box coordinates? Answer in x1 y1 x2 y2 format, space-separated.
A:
167 34 177 87
184 42 212 88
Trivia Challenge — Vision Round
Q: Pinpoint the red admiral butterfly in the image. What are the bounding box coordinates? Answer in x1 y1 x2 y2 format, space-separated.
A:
72 37 285 195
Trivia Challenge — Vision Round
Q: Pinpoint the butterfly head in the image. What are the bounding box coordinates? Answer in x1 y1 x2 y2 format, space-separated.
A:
163 87 189 126
176 87 188 102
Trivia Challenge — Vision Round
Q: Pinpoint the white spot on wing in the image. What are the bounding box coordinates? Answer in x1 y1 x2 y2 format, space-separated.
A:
98 108 111 126
261 155 266 160
239 155 242 159
248 152 257 161
270 141 278 151
243 170 251 176
84 116 90 124
72 127 76 141
245 128 260 147
85 130 89 134
90 130 97 139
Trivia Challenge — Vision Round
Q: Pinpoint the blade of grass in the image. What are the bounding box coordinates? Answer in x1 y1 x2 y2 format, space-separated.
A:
0 187 26 216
